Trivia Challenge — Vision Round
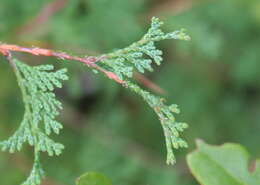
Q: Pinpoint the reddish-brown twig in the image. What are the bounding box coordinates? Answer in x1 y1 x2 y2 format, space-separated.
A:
134 72 166 94
0 43 167 94
0 44 124 84
17 0 68 35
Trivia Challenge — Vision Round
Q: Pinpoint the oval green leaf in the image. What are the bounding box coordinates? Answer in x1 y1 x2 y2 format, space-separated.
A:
187 139 260 185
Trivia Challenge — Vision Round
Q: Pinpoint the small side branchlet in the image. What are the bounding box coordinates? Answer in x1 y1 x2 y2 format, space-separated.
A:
99 17 190 164
0 59 68 185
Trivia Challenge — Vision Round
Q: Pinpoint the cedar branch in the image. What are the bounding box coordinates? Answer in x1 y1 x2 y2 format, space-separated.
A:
0 43 124 84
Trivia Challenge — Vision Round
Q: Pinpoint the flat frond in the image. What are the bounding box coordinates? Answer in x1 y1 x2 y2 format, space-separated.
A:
0 59 68 184
0 17 189 185
96 17 190 164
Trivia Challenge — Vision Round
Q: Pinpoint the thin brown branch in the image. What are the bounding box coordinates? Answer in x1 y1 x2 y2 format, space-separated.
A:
147 0 192 17
134 72 166 95
0 43 124 84
17 0 68 35
0 43 166 93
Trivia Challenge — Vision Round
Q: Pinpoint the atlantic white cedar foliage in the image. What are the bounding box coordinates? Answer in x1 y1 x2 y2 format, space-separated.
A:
0 17 190 185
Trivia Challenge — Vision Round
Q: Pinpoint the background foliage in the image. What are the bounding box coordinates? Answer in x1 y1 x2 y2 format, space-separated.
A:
0 0 259 184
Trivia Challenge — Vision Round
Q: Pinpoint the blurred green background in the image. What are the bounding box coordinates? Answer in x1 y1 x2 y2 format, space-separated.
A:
0 0 259 184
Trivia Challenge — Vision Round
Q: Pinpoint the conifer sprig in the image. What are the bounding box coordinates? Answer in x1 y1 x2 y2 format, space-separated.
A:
0 58 68 185
128 82 188 164
0 17 190 184
98 17 190 164
102 17 190 80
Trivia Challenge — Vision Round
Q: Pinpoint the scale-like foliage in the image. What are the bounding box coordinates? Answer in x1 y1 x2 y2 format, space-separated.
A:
0 59 68 185
100 17 190 164
0 17 189 184
127 82 188 164
102 17 190 80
